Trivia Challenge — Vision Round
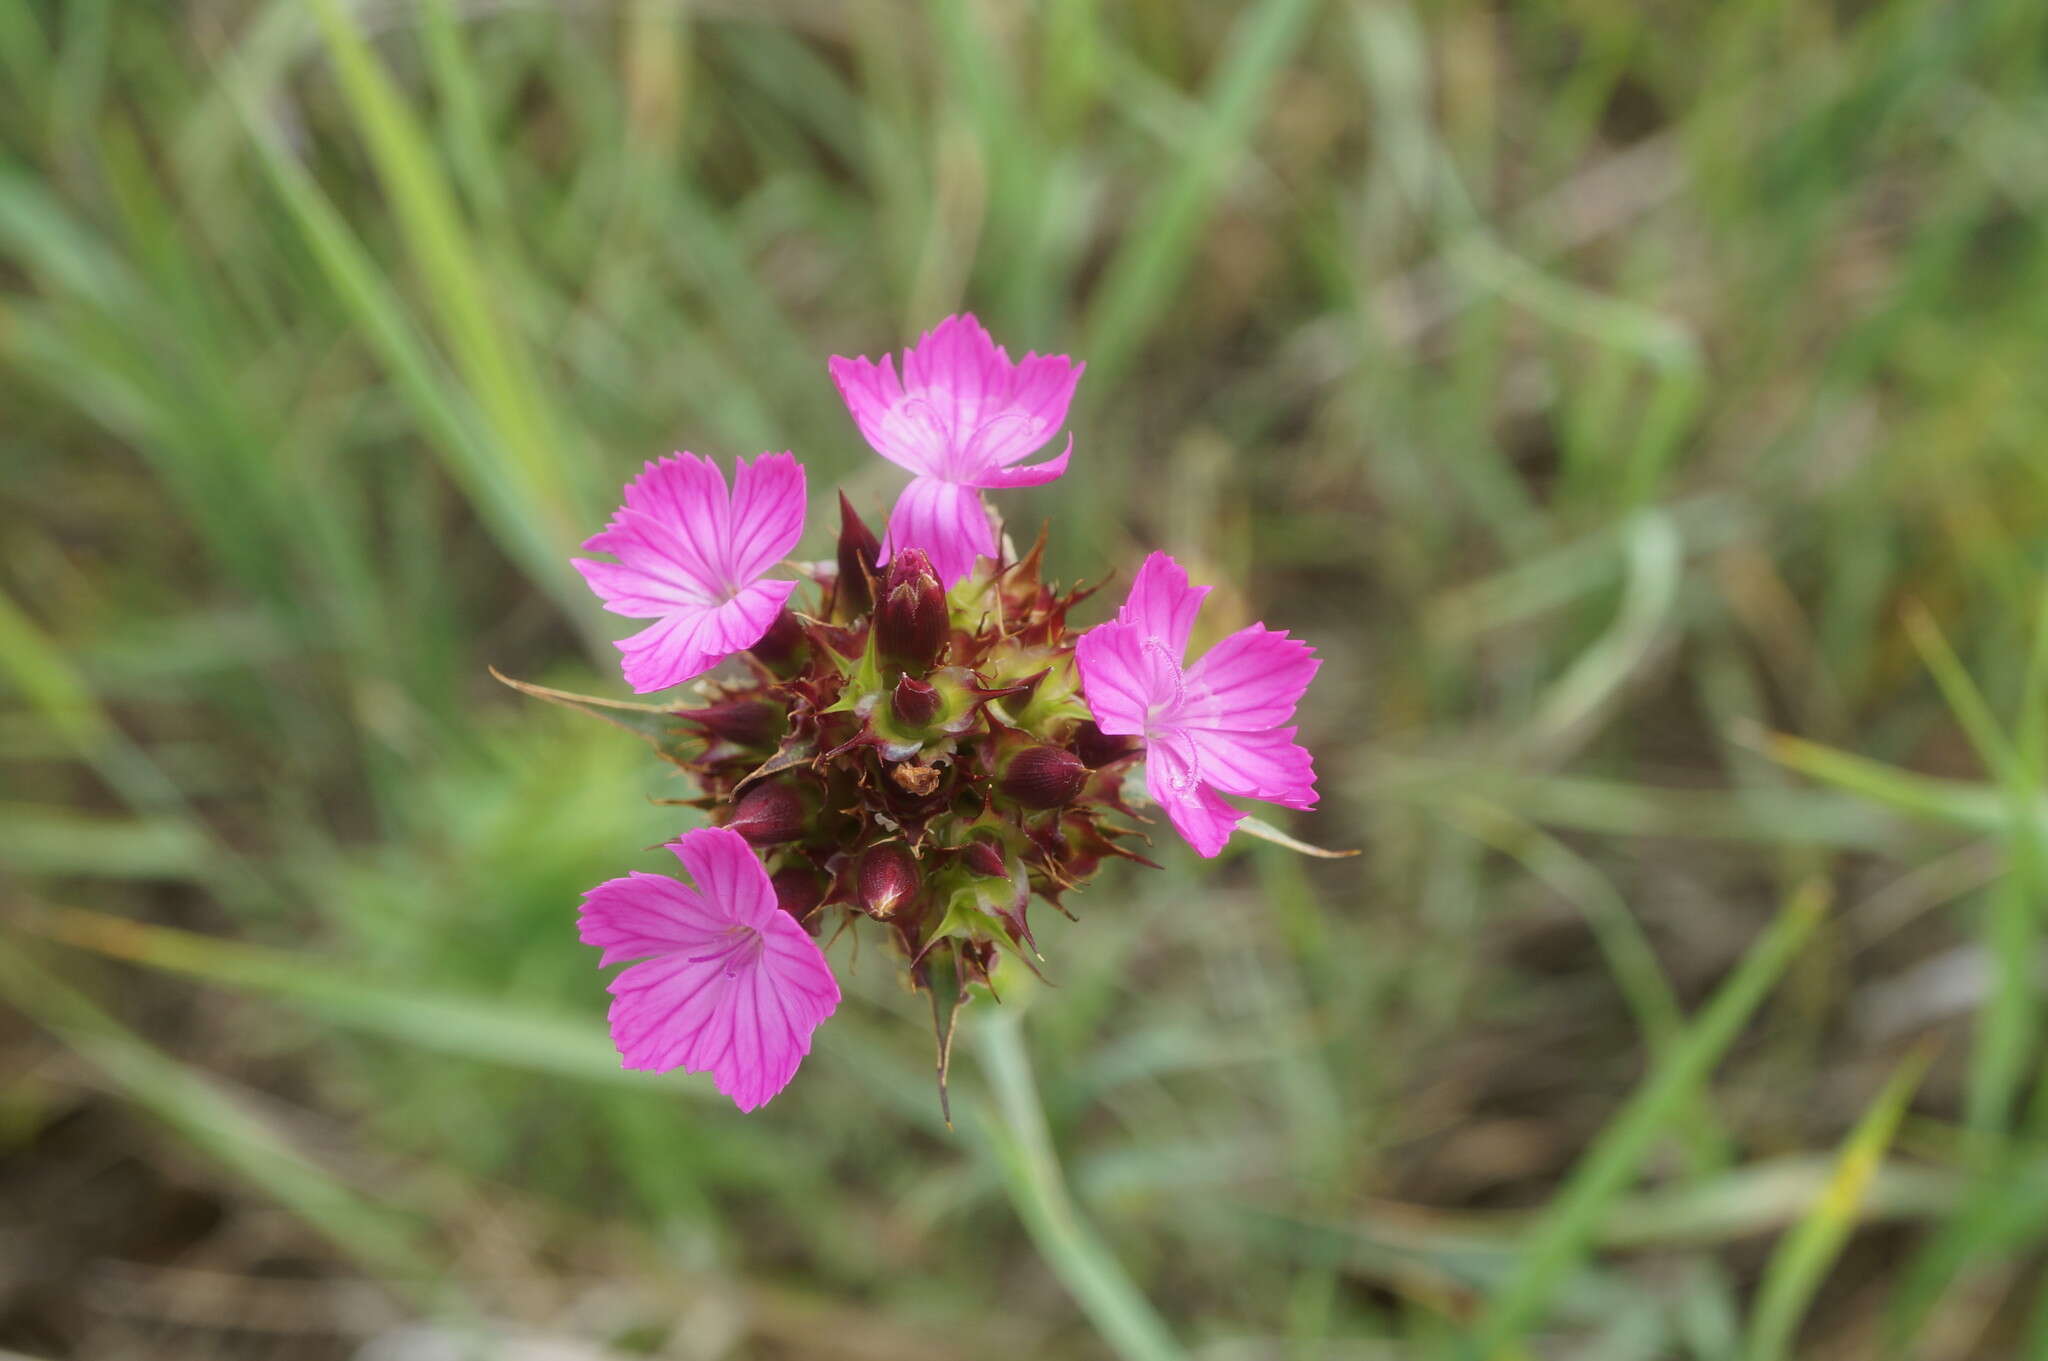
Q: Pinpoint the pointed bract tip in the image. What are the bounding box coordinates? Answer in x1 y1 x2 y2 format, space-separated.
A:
835 493 882 619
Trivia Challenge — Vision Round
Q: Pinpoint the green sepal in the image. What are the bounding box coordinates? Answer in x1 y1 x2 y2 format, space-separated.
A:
927 862 1045 974
825 629 888 715
986 642 1089 736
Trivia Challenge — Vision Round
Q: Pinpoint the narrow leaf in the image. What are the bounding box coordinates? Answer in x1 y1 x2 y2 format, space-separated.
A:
1744 1048 1932 1361
489 667 703 765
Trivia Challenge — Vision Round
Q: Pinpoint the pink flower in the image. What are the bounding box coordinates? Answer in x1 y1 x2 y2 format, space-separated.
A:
574 452 807 694
1074 553 1319 857
578 826 840 1111
830 314 1082 586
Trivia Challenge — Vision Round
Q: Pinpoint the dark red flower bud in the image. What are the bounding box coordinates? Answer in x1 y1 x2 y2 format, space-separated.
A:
891 675 942 728
1073 720 1139 768
874 548 947 676
999 745 1088 809
677 697 783 748
856 842 920 920
835 493 882 620
747 609 808 675
962 838 1009 879
724 779 806 845
771 867 826 933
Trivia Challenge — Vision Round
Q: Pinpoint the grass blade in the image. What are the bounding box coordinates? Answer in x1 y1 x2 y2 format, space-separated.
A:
1082 0 1319 388
973 1008 1189 1361
1750 730 2014 834
0 940 439 1287
1444 799 1733 1177
233 85 589 624
1742 1046 1930 1361
1524 510 1682 756
1471 880 1829 1356
26 904 710 1095
307 0 591 560
1903 603 2043 1137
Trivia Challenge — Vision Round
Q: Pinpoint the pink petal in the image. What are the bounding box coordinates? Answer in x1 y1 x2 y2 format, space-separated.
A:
618 451 717 524
902 317 1079 479
615 578 797 693
1117 552 1209 657
671 821 780 924
834 314 1081 486
1144 735 1245 858
572 549 717 617
975 433 1071 489
577 870 722 967
1075 619 1183 737
963 353 1084 471
880 476 997 587
577 453 808 693
1185 725 1318 809
900 314 1009 431
579 827 839 1111
828 353 939 477
994 351 1084 452
576 456 734 613
724 452 807 582
1182 625 1320 730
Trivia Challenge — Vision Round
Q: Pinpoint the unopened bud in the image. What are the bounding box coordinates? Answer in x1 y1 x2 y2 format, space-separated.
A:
724 779 806 845
771 867 826 933
890 675 942 728
856 842 920 920
962 838 1009 879
999 745 1087 809
874 548 947 676
748 609 807 674
1073 720 1139 768
677 698 783 748
835 493 882 620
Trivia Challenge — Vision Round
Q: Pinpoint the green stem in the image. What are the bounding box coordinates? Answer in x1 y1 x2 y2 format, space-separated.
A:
973 1008 1189 1361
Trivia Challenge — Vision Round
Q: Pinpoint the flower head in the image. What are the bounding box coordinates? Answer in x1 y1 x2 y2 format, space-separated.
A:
830 314 1082 586
515 319 1333 1118
575 452 807 694
1075 553 1319 857
578 826 840 1111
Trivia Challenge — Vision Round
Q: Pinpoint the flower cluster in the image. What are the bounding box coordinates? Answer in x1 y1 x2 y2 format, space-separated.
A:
540 316 1320 1112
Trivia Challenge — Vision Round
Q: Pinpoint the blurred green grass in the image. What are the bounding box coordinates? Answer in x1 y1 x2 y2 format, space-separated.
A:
6 0 2048 1357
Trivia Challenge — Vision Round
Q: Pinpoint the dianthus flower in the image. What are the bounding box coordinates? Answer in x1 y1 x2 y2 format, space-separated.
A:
574 452 806 693
830 314 1081 586
521 314 1324 1112
1074 553 1319 857
578 827 839 1111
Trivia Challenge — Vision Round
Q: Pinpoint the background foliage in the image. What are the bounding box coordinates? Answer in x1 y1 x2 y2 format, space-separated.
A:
6 1 2048 1357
